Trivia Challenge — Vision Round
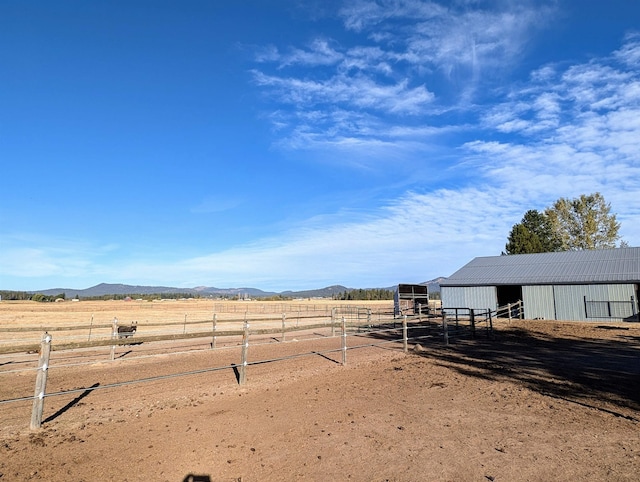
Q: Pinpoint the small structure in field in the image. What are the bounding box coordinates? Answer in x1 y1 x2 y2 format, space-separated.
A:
394 284 429 317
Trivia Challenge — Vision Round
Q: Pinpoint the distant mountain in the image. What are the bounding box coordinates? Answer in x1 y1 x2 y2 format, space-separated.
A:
35 283 278 298
280 285 350 299
422 277 446 293
384 278 445 293
33 283 349 299
30 280 445 299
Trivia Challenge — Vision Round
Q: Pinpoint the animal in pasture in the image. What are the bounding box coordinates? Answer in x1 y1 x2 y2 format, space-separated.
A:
117 321 138 339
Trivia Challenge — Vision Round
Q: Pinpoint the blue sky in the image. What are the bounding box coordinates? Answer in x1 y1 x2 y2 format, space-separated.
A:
1 0 640 292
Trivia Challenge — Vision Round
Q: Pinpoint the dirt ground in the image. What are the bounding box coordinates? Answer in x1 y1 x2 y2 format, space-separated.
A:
1 303 639 481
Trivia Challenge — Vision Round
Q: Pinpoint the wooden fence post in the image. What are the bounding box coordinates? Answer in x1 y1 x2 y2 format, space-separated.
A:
331 308 336 337
30 332 52 430
402 315 408 353
88 314 94 341
110 317 118 361
211 313 217 349
183 314 187 335
488 309 494 339
281 313 286 342
239 319 249 385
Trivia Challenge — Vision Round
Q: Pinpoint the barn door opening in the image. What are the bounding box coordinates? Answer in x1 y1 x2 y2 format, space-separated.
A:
496 285 522 307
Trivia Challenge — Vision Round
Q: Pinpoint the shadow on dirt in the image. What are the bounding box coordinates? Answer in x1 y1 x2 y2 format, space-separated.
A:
182 475 211 482
43 382 101 424
358 319 640 419
409 324 640 419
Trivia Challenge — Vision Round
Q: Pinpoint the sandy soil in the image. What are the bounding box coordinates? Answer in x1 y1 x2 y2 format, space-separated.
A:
1 303 639 481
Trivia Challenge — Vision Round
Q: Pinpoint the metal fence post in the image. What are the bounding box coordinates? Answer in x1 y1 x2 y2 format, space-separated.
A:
341 316 347 365
30 332 52 430
470 309 476 339
239 319 249 385
443 314 449 346
402 315 408 353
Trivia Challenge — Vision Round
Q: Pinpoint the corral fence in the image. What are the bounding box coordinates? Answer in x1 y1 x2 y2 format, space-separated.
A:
440 301 524 344
1 302 506 431
441 308 493 344
0 305 447 431
585 296 638 321
494 300 524 321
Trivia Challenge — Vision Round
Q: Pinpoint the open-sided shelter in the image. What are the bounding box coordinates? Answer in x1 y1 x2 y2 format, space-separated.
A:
440 247 640 322
394 283 429 317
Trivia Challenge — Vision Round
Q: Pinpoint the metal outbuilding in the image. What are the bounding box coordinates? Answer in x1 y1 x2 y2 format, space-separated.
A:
440 247 640 321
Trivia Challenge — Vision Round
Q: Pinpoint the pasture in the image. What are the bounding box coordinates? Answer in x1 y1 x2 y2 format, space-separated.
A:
0 299 639 481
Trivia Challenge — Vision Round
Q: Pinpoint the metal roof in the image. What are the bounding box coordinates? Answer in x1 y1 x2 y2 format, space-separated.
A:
440 247 640 286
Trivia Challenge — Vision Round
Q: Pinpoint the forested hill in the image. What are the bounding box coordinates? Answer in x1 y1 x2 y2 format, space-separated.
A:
2 279 444 301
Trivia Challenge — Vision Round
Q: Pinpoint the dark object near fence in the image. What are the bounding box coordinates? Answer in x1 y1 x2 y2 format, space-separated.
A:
117 321 137 339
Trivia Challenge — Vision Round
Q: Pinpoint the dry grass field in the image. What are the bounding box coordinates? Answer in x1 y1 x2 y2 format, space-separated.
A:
1 299 639 481
0 299 393 350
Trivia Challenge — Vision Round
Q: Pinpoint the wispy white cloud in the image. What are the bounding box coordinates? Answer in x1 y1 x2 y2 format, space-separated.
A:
253 0 555 161
464 35 640 245
98 187 523 290
3 6 640 293
265 39 345 68
614 33 640 67
253 71 434 115
339 0 446 32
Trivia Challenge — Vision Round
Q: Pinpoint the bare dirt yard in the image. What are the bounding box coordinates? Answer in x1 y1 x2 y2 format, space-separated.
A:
1 300 639 481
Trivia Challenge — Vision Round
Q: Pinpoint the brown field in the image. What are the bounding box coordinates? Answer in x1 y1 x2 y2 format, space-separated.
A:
1 300 639 481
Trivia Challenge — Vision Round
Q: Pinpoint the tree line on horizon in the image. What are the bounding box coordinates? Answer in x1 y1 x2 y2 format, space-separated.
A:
0 291 206 302
332 288 395 301
0 288 399 303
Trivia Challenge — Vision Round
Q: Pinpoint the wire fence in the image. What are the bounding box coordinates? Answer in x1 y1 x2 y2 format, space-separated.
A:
1 310 448 428
1 302 505 430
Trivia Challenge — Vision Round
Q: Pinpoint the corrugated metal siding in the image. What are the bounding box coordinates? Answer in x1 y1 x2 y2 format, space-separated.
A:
603 283 637 301
553 284 636 321
441 286 496 311
522 285 555 320
555 285 593 321
440 247 640 286
440 286 465 309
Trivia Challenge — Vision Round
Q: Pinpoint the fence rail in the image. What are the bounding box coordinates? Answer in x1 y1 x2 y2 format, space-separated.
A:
2 302 505 431
0 313 445 430
585 297 637 321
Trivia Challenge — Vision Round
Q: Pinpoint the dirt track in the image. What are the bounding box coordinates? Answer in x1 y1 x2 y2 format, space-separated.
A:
1 317 639 481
